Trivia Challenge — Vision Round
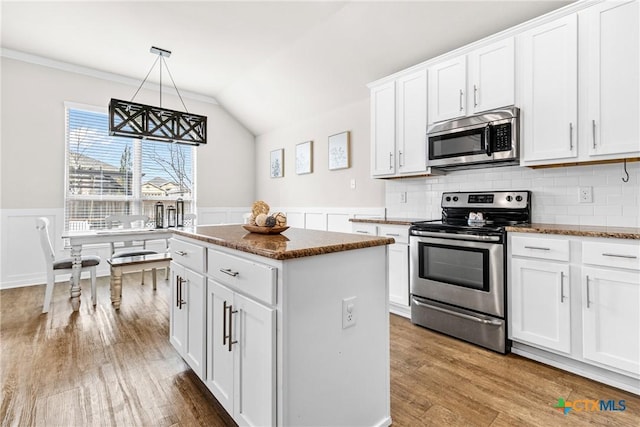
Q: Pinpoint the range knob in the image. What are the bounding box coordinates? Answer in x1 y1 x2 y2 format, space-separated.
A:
516 195 523 202
506 195 513 202
445 196 451 202
453 196 459 202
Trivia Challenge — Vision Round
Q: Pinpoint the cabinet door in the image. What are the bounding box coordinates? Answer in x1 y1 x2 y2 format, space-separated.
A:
583 267 640 375
469 38 515 114
169 262 187 357
520 14 578 163
396 68 427 174
510 259 571 353
233 293 276 427
428 56 466 123
370 81 396 176
582 0 640 157
205 279 235 415
387 242 409 306
183 267 206 379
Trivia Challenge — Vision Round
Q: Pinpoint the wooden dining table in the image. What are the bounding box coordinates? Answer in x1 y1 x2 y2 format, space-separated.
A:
62 228 174 311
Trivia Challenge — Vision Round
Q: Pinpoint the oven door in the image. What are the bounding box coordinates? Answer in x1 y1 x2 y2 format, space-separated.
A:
410 233 504 318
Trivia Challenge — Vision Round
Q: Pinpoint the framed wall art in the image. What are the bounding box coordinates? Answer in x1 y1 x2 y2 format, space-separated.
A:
328 131 350 170
270 148 284 178
295 140 313 175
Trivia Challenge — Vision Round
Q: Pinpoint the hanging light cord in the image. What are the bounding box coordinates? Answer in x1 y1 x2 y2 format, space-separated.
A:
128 53 189 112
622 159 630 183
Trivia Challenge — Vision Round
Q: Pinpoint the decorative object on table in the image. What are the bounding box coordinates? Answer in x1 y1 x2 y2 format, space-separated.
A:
108 46 207 146
272 212 287 227
176 198 184 227
242 224 290 235
328 131 350 170
270 148 284 178
295 140 313 174
167 205 176 227
155 202 165 228
249 200 270 225
255 213 269 227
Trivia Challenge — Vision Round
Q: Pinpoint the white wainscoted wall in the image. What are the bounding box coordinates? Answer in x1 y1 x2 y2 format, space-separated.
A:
0 206 384 289
385 162 640 227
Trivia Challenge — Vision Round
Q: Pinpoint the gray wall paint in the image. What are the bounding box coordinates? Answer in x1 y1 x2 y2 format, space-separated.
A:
0 57 255 209
255 98 385 207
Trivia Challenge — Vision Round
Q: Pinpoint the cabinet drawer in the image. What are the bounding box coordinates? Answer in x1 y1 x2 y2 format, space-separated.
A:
208 250 276 305
170 238 205 272
351 223 377 236
582 241 640 271
511 235 569 261
379 225 409 244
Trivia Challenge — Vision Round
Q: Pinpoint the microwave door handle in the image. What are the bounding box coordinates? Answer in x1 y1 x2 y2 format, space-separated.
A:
484 125 492 156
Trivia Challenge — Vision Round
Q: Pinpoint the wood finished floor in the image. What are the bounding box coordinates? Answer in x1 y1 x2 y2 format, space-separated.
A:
1 274 639 427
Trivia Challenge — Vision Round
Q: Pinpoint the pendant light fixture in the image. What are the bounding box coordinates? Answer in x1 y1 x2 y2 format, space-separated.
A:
109 46 207 146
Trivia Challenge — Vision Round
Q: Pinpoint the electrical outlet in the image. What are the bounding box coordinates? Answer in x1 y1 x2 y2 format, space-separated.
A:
579 186 593 203
400 192 407 203
342 296 357 329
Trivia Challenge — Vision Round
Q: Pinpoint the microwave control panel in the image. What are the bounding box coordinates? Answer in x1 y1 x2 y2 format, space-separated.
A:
491 123 512 152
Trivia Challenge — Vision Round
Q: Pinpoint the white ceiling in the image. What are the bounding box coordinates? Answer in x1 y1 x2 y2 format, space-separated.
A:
1 0 572 136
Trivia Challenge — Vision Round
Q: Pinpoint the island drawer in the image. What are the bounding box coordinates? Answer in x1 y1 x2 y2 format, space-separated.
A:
207 249 276 305
511 235 569 261
170 238 206 272
352 223 377 235
582 241 640 271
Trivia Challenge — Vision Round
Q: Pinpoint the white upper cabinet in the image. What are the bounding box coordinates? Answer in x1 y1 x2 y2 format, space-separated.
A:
521 0 639 165
396 68 428 175
370 81 396 176
428 56 467 123
429 37 515 124
520 14 578 163
580 0 640 158
468 37 515 114
370 67 428 178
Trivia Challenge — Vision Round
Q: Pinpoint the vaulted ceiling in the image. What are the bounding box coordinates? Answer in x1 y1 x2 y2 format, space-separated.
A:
1 1 572 136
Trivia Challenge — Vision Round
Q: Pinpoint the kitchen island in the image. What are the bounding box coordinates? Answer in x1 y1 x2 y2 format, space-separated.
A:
169 224 394 427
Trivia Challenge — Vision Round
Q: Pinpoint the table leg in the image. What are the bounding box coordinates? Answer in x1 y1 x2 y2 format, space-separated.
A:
70 243 82 311
111 267 122 310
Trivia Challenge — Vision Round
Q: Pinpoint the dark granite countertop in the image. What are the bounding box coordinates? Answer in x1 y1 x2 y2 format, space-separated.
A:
506 223 640 240
173 224 395 260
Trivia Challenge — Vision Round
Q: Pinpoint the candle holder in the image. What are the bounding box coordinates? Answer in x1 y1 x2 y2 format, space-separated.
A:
155 202 165 228
176 198 184 227
167 205 176 228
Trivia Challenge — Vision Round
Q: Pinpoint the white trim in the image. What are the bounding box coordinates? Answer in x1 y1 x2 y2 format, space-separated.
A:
1 48 219 105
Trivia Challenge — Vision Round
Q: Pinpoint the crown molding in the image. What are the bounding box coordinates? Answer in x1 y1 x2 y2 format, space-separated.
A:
0 47 219 106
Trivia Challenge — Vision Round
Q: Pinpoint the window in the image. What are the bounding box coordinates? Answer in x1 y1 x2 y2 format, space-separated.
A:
65 104 195 231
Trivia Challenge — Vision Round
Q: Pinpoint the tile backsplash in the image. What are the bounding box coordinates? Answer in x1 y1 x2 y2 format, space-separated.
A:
386 162 640 227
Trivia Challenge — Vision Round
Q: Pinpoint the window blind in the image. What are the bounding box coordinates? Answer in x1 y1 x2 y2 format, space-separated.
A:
65 106 195 231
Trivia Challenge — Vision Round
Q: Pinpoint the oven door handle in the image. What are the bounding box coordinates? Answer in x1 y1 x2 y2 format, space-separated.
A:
412 297 503 326
411 230 501 242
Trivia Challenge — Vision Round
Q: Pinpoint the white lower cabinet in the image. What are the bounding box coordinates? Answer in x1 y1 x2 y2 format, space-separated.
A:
510 258 571 353
508 232 640 393
169 261 206 379
206 279 276 427
582 267 640 375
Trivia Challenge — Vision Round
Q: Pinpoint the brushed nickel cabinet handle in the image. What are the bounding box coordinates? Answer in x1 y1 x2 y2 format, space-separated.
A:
592 120 596 149
586 275 591 308
399 150 404 167
473 85 478 107
355 230 371 234
560 272 566 303
227 304 238 352
459 89 464 111
569 122 573 150
524 245 551 251
602 253 637 259
220 268 239 277
175 250 187 256
389 152 393 170
223 300 229 346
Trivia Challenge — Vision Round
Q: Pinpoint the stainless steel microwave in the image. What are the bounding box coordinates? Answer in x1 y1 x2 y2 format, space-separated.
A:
427 107 519 170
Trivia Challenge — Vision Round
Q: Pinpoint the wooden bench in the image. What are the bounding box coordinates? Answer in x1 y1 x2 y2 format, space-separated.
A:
107 253 172 309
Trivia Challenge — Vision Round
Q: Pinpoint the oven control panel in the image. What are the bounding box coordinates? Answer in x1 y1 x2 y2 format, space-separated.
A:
442 191 529 209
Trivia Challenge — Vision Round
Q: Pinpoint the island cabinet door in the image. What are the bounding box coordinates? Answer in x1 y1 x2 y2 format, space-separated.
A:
206 279 235 415
233 293 276 427
170 262 187 358
183 266 206 380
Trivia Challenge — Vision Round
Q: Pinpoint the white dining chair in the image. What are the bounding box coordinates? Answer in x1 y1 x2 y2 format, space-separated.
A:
36 217 101 313
105 214 161 285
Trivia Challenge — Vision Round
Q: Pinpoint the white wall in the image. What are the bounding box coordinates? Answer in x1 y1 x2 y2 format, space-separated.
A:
386 162 640 227
0 55 256 288
255 98 385 207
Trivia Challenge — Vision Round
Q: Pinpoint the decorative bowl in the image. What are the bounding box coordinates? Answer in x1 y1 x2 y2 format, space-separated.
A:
242 225 289 235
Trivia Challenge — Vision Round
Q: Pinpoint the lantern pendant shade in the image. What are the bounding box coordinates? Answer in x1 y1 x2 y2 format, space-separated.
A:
167 205 176 228
155 202 165 228
176 198 184 227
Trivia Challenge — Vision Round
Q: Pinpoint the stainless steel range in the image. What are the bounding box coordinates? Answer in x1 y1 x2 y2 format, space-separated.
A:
409 190 531 354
